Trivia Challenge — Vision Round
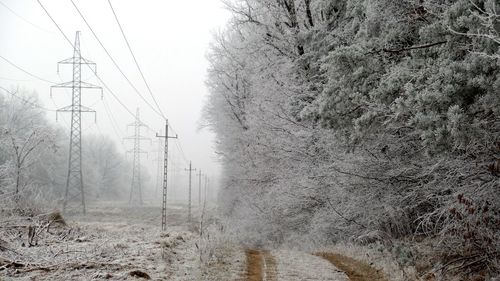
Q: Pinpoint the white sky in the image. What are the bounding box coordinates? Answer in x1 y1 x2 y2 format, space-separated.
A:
0 0 231 201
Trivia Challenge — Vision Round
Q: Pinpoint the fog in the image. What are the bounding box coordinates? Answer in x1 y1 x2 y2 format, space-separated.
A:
0 0 230 201
1 1 498 280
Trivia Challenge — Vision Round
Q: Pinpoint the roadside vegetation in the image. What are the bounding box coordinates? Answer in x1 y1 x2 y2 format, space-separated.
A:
204 1 500 280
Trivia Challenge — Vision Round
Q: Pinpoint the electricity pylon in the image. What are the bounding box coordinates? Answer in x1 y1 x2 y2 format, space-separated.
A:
156 119 177 231
51 31 102 214
124 108 150 205
185 161 196 222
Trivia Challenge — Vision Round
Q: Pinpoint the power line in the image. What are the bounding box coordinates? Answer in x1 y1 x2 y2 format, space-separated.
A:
37 0 194 174
49 96 70 127
36 0 73 48
174 138 189 165
107 0 165 120
0 86 55 112
164 123 189 165
102 95 124 139
1 3 146 143
0 76 31 82
69 0 164 118
95 121 104 136
0 55 56 84
0 0 54 34
73 1 190 166
36 0 139 122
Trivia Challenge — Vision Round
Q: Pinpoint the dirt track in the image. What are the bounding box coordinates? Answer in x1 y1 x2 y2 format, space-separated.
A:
245 250 277 281
245 249 264 281
317 252 388 281
244 249 386 281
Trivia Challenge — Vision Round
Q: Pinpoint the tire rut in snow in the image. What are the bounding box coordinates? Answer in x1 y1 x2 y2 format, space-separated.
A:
316 252 387 281
262 250 277 281
244 249 278 281
245 249 264 281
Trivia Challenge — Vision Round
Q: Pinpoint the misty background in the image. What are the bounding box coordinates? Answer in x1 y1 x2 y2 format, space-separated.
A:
0 0 230 202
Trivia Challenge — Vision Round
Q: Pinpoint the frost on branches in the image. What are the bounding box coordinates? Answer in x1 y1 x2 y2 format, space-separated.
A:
204 0 500 279
0 88 131 213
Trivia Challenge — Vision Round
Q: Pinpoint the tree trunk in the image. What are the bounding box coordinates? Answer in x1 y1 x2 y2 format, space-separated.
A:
304 0 314 28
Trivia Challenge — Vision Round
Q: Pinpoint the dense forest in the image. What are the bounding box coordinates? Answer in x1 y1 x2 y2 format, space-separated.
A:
205 0 500 279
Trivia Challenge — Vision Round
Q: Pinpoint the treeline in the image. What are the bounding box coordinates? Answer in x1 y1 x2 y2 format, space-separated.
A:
205 0 499 278
0 89 130 213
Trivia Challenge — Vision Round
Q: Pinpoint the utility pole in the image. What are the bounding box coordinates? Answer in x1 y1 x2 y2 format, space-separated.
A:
197 170 202 206
51 31 102 214
123 108 150 205
153 139 163 196
185 161 196 222
168 148 176 203
156 119 177 231
204 175 209 204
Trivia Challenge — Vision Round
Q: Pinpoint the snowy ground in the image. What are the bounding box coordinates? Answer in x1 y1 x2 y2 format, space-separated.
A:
272 250 348 281
0 203 384 280
0 202 204 280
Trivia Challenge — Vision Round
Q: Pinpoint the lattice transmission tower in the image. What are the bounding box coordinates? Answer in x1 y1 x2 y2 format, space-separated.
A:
51 31 102 214
124 108 150 205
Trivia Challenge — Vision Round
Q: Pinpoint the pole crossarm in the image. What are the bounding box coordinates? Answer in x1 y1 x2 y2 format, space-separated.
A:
127 121 149 128
50 81 102 98
123 136 151 142
126 149 148 154
56 105 96 122
57 56 96 73
51 81 101 89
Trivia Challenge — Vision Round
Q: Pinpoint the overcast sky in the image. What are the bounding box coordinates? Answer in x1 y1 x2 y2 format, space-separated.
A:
0 0 231 201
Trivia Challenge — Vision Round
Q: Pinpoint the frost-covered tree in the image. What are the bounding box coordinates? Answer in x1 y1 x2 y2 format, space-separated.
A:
0 89 133 212
83 135 129 200
205 0 500 278
0 89 61 211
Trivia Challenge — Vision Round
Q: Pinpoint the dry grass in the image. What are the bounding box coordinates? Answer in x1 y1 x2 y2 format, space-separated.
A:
0 203 198 280
323 242 418 281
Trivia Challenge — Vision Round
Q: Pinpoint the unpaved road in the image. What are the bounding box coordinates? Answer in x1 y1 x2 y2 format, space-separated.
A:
245 250 277 281
244 249 387 281
316 253 387 281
